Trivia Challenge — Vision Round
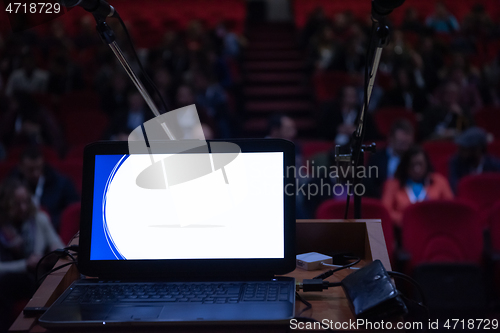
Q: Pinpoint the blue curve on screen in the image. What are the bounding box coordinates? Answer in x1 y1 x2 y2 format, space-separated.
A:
90 154 129 260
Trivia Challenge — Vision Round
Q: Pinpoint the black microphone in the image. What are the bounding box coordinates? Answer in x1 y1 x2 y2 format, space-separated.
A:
60 0 116 18
372 0 405 21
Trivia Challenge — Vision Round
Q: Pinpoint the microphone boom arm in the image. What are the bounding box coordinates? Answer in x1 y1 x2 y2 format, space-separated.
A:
355 25 389 139
95 18 175 140
335 23 389 219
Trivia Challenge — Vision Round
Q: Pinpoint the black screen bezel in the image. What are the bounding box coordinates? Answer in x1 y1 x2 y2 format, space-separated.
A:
78 139 296 280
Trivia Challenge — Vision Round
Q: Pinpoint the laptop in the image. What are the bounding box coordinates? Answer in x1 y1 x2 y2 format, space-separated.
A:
39 138 296 328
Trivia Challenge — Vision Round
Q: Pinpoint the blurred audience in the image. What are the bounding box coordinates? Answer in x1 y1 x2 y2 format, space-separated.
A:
100 72 131 116
382 145 454 226
193 70 232 138
462 4 494 37
420 81 473 140
266 114 307 219
267 114 301 165
425 1 460 34
106 90 154 139
365 119 415 198
445 66 483 113
379 68 429 113
309 25 341 71
47 52 84 95
449 127 500 192
8 147 79 230
400 7 425 33
0 178 64 332
0 92 65 154
5 53 48 96
320 85 379 144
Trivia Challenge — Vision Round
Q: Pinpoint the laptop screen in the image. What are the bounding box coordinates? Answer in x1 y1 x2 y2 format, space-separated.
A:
90 152 285 261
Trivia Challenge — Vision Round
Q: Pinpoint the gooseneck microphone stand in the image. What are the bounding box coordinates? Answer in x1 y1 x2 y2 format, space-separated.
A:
92 12 176 140
336 22 390 219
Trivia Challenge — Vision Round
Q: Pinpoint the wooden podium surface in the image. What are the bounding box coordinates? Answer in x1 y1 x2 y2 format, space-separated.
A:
9 219 390 332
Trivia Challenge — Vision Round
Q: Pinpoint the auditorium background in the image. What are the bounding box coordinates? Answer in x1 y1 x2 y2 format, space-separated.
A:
1 0 500 329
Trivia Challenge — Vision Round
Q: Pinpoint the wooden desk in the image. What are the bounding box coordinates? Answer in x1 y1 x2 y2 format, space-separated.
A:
10 219 389 332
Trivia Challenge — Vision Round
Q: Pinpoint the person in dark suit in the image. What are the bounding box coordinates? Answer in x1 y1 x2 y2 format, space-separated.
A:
9 146 79 231
379 67 429 114
320 85 379 144
449 127 500 192
266 114 307 219
364 119 415 198
106 90 155 139
419 81 473 141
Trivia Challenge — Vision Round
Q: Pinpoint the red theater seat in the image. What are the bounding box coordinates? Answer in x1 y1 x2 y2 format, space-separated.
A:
313 71 356 102
401 200 481 271
422 140 457 170
59 90 101 113
456 173 500 211
475 107 500 139
300 140 333 161
433 156 450 179
60 110 109 146
486 202 500 296
373 107 417 138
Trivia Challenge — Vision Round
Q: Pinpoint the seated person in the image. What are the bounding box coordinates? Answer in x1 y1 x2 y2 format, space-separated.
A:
266 114 307 218
382 146 453 226
302 150 355 218
419 81 473 141
106 90 154 139
365 119 414 198
0 179 64 331
449 127 500 192
9 147 79 230
0 92 65 155
320 85 379 144
267 114 302 166
425 1 459 34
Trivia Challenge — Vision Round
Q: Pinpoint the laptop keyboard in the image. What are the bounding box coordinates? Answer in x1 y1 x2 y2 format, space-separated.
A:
63 281 292 305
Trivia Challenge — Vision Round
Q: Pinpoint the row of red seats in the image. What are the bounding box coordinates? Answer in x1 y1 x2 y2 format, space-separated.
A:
293 0 500 29
52 0 246 43
315 176 500 272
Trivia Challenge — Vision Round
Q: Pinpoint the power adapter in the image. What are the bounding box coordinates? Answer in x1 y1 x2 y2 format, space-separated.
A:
296 252 332 270
341 260 408 320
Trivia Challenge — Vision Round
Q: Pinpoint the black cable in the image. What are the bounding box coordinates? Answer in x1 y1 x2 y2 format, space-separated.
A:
344 194 350 219
35 249 66 282
115 11 170 114
37 262 76 284
295 292 312 316
388 271 427 307
400 294 430 327
388 270 430 330
313 256 361 280
35 246 79 282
